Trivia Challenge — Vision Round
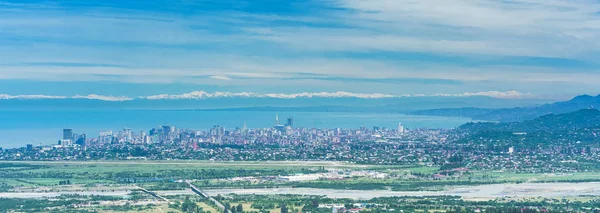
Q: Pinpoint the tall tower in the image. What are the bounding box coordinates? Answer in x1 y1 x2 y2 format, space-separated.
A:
63 129 73 141
275 113 280 125
286 116 293 127
398 123 405 133
242 121 248 137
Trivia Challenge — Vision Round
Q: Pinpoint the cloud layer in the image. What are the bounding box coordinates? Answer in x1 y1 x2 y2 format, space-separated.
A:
0 90 534 101
0 94 132 101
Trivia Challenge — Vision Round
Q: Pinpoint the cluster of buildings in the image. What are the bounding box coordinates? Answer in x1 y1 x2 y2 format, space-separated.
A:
230 169 389 183
46 115 409 149
7 113 599 174
319 203 377 213
57 129 86 147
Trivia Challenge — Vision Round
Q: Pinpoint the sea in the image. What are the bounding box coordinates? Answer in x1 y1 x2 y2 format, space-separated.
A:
0 110 473 148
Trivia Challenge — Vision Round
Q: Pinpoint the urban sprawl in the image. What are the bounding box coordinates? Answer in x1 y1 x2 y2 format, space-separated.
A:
4 113 600 174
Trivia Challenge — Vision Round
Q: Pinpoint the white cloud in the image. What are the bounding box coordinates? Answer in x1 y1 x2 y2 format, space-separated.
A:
262 91 398 99
143 91 399 99
209 75 232 81
0 94 133 101
0 90 539 101
71 94 133 101
433 90 535 99
0 94 67 99
224 0 600 59
142 90 534 100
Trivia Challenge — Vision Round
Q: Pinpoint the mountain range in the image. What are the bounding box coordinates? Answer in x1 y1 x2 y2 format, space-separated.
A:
411 94 600 122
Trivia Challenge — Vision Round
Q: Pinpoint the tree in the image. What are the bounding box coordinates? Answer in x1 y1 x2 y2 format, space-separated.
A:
236 204 243 213
280 204 288 213
181 196 197 213
311 200 319 208
224 202 231 213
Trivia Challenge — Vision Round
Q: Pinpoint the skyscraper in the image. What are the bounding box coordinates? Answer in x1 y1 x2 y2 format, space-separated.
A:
162 126 174 136
274 113 286 132
76 134 86 146
397 123 405 133
286 116 294 127
160 126 176 142
63 129 73 141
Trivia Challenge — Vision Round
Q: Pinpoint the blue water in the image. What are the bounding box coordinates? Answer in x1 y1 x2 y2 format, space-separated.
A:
0 110 472 148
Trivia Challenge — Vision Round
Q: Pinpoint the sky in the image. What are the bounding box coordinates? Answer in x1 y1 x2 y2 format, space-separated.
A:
1 0 600 100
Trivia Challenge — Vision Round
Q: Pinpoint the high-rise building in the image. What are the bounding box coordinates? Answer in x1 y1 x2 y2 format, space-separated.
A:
122 128 132 142
286 116 294 127
211 125 224 136
143 135 151 144
76 134 86 146
162 126 174 135
274 113 286 132
218 126 224 136
398 123 405 133
161 126 176 141
242 122 248 137
63 129 73 141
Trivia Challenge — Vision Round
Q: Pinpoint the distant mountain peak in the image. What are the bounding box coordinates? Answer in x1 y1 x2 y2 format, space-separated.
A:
411 93 600 123
570 94 598 103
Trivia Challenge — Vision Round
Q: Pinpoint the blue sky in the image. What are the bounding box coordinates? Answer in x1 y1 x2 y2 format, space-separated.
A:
1 0 600 100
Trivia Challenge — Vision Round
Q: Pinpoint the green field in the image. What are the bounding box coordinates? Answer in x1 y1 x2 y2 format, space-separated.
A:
3 161 600 191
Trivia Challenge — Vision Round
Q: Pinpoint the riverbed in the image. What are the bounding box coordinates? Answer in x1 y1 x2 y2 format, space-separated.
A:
204 182 600 199
2 182 600 199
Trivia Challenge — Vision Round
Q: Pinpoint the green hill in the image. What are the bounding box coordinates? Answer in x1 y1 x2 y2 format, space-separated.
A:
457 109 600 147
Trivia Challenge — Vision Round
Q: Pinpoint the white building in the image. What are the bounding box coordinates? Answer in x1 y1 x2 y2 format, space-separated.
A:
398 123 405 133
279 174 322 182
59 139 73 146
332 204 345 213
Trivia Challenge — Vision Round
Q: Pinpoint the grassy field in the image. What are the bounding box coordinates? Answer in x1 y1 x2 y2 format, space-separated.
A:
470 170 600 182
228 202 304 213
196 201 220 213
0 160 351 188
3 160 600 192
90 204 181 213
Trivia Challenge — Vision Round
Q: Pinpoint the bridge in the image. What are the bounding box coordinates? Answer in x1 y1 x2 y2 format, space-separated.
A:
137 186 171 203
188 182 232 213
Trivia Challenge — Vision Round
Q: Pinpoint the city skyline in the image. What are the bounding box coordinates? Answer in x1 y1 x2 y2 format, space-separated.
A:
22 114 409 151
1 0 600 99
